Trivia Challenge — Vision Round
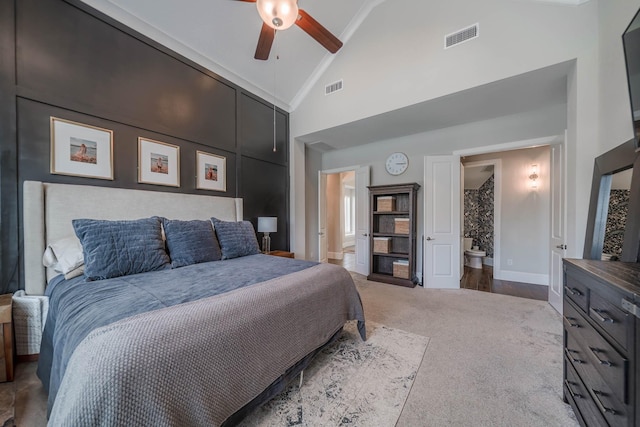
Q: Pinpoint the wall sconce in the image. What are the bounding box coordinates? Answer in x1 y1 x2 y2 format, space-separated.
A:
258 217 277 253
529 164 539 189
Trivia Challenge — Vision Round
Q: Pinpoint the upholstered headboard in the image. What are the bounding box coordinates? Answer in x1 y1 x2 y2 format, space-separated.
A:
23 181 243 296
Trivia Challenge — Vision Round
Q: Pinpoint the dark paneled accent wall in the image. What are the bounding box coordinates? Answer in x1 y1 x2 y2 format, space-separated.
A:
0 0 290 293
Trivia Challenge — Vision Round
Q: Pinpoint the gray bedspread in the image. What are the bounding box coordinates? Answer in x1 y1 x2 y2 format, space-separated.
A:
41 255 365 426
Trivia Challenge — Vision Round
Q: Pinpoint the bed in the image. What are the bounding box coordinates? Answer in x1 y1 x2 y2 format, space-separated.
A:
22 181 366 426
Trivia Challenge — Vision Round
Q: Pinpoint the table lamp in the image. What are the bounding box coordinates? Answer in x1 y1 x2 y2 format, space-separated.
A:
257 217 277 253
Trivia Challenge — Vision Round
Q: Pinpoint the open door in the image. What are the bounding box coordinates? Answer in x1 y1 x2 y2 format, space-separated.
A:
355 166 370 275
424 155 461 288
318 172 328 263
549 140 566 313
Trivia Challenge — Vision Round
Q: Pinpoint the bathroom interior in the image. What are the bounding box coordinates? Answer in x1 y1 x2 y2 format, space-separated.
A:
463 164 494 272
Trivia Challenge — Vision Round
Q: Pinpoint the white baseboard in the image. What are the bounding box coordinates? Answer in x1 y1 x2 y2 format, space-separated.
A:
483 257 493 267
494 270 549 286
328 251 344 260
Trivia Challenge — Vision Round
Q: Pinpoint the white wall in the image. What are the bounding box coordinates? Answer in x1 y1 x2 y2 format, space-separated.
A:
290 0 640 268
291 0 596 137
598 0 640 152
303 104 565 275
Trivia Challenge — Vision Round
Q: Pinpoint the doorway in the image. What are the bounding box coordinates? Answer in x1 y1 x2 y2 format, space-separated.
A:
318 166 370 275
454 143 559 302
326 171 356 271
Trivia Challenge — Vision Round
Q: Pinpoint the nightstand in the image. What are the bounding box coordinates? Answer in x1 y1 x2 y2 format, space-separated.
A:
267 250 294 258
0 294 13 382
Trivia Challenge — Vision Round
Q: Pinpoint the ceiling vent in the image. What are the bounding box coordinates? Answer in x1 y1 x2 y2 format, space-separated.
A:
445 23 479 49
325 80 344 95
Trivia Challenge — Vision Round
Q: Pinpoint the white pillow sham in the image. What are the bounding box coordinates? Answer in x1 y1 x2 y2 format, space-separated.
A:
42 236 85 278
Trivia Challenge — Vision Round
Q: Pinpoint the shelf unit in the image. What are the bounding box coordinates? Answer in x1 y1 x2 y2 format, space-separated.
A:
368 183 420 287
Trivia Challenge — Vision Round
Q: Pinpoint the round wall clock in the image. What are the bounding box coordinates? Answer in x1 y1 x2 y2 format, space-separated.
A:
385 152 409 176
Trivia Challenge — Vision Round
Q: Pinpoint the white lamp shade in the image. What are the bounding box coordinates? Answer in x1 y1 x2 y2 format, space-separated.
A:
258 217 277 233
256 0 299 30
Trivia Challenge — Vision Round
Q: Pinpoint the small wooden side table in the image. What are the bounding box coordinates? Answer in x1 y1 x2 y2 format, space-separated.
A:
267 250 295 259
0 294 13 382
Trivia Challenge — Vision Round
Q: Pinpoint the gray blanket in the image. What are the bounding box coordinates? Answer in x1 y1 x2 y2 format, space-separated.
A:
47 262 365 426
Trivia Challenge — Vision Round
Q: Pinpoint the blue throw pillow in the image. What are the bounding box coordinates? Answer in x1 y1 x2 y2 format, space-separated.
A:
211 218 261 260
162 218 222 268
72 217 170 280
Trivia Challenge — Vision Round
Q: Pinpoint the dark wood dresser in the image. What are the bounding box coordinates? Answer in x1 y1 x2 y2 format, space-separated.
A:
563 259 640 426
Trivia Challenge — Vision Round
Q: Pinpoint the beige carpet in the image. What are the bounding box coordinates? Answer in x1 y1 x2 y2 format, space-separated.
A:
349 272 578 427
240 322 429 426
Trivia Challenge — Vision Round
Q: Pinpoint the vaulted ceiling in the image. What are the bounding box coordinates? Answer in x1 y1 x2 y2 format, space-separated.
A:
81 0 585 150
81 0 377 110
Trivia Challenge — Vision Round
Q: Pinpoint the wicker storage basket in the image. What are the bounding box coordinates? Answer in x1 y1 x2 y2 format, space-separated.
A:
12 291 49 356
394 218 409 234
373 237 391 253
393 260 409 279
377 196 395 212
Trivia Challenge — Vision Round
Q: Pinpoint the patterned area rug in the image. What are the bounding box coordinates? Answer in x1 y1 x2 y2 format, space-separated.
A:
240 322 429 427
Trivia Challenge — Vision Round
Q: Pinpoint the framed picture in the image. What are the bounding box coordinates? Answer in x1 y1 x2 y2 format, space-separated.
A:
138 137 180 187
50 117 114 180
196 151 226 192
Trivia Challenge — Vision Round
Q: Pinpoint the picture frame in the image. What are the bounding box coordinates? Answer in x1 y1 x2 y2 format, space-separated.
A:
50 117 114 180
196 151 226 192
138 137 180 187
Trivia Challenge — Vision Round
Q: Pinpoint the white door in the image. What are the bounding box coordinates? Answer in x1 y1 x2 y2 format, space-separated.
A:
355 166 370 275
318 172 328 263
424 155 461 289
549 141 566 313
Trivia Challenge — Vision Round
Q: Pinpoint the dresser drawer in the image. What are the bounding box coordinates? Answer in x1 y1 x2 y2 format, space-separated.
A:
588 291 631 352
565 330 630 426
564 302 629 404
564 357 608 427
564 275 589 313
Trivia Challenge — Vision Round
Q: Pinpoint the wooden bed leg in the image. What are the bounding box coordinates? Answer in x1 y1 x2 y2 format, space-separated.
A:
298 370 304 389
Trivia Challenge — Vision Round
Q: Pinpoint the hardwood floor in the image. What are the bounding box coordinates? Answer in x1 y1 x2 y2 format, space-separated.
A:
332 254 547 301
329 250 356 272
460 265 548 301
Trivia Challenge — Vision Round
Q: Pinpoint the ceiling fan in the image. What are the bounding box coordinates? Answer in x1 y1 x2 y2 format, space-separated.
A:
236 0 343 60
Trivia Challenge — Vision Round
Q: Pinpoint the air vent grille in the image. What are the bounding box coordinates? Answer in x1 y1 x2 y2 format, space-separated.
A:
445 24 479 49
325 80 343 95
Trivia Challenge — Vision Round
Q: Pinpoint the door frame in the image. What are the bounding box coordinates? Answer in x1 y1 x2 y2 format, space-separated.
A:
318 165 364 267
454 134 565 307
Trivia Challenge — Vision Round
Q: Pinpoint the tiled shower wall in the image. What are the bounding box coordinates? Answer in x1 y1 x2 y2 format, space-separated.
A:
603 189 630 257
463 175 494 258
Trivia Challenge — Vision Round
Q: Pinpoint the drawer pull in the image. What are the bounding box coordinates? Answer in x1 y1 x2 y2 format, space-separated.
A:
565 348 583 364
590 308 614 323
564 316 580 328
564 286 583 297
564 379 583 399
592 389 617 415
589 347 613 367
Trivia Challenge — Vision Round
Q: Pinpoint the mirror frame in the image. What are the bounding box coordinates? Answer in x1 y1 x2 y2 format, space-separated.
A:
584 138 640 262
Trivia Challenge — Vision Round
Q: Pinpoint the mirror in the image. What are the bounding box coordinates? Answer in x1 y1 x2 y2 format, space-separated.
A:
623 7 640 149
601 168 632 260
584 139 640 262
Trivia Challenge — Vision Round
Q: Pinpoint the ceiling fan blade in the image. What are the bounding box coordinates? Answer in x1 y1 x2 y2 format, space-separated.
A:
295 9 343 54
255 22 275 60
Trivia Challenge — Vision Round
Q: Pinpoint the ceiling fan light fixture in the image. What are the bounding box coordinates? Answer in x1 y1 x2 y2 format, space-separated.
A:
256 0 299 30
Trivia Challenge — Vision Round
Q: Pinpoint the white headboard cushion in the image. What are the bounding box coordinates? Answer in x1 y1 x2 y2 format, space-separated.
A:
23 181 243 296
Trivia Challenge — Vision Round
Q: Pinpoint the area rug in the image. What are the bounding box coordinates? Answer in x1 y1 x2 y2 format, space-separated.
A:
240 322 429 427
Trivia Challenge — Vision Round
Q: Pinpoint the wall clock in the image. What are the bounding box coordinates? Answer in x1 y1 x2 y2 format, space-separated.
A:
385 152 409 176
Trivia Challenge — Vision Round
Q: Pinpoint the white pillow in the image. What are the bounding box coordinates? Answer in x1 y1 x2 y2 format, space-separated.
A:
42 236 84 275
